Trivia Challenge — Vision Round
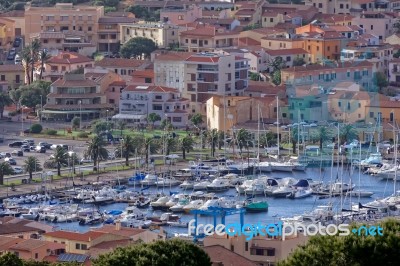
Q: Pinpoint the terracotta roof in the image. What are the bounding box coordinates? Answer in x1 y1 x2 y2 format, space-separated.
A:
0 65 24 72
246 81 285 94
90 239 131 249
247 27 286 35
238 37 261 46
265 48 308 56
155 51 195 61
203 245 257 266
109 80 127 86
92 225 146 237
44 231 105 242
0 220 40 235
0 237 24 250
10 239 48 251
283 61 373 73
195 18 236 25
51 78 97 87
44 103 112 110
95 58 147 68
132 69 154 79
124 85 178 93
47 93 103 99
180 25 240 37
235 9 256 16
328 91 371 101
48 52 93 65
202 10 221 17
314 13 354 24
366 100 400 108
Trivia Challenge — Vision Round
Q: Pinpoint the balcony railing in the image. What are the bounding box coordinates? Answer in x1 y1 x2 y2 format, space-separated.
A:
197 68 219 72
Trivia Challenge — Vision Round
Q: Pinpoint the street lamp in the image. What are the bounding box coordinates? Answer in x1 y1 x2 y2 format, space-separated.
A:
40 95 43 123
79 100 82 130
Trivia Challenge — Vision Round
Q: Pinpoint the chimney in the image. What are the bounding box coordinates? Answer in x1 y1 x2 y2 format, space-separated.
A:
115 221 121 231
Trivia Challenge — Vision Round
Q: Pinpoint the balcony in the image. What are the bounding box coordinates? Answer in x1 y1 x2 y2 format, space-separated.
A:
197 68 219 72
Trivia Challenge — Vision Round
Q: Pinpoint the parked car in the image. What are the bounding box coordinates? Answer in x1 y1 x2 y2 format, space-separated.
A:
4 157 17 165
24 139 35 145
80 158 93 164
13 38 21 48
5 152 11 158
9 141 24 148
11 150 23 157
50 144 63 150
38 142 52 149
21 145 31 152
35 146 46 153
108 153 115 160
12 167 23 174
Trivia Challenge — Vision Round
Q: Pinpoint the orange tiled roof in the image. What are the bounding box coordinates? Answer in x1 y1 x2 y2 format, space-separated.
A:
44 231 106 242
48 52 93 65
95 58 147 68
124 85 178 93
265 48 308 56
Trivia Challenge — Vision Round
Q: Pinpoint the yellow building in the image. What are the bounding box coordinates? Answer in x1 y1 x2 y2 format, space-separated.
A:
327 91 373 123
0 17 15 48
206 95 285 131
0 10 25 37
0 65 24 90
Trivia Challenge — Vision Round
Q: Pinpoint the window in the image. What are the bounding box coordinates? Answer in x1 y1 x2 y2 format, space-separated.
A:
185 39 188 43
153 105 162 110
370 112 374 118
317 46 319 51
286 56 291 62
100 34 106 39
75 243 81 250
88 15 92 21
35 253 38 259
338 101 341 107
390 112 394 122
347 71 350 78
110 34 117 39
172 117 182 122
81 244 88 250
0 75 5 81
340 4 343 8
43 39 48 43
56 39 61 43
145 78 152 83
79 16 82 21
318 3 322 8
347 102 351 110
371 25 373 30
78 26 82 31
88 26 92 31
231 245 234 252
245 242 248 251
178 15 183 20
358 103 361 108
270 18 274 23
327 46 330 51
16 75 20 83
60 26 68 31
61 16 68 21
386 24 388 30
155 95 162 100
266 248 275 256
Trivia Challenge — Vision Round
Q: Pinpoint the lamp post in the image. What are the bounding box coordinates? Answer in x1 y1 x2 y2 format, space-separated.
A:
79 100 82 130
40 95 43 123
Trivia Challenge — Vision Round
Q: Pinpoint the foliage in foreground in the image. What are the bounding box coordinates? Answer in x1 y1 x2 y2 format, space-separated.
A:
278 219 400 266
93 239 211 266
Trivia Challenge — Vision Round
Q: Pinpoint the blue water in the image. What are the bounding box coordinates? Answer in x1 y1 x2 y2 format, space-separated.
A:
23 166 397 234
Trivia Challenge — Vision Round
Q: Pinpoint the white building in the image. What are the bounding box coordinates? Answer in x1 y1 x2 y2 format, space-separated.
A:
114 85 190 127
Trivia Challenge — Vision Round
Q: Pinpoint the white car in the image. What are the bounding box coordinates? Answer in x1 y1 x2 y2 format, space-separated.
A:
80 158 93 164
343 140 359 149
378 141 391 149
50 144 61 149
12 167 23 174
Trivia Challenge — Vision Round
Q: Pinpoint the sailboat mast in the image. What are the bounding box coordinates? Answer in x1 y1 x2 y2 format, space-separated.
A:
393 118 398 194
276 96 280 157
257 104 260 158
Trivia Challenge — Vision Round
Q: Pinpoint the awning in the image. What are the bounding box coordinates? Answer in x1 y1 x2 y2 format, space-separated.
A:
112 114 146 120
42 110 99 114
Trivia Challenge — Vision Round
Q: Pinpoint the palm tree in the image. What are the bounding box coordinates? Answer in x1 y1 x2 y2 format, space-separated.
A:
0 162 13 185
317 126 332 151
340 124 357 145
115 135 136 166
291 128 299 154
117 120 126 136
207 129 218 157
24 156 42 181
236 128 252 153
217 130 224 150
21 46 32 84
68 153 80 174
180 135 194 159
190 113 203 130
140 136 160 165
260 132 277 148
52 146 69 176
38 49 51 80
0 92 12 119
85 135 109 171
147 113 161 128
30 39 41 83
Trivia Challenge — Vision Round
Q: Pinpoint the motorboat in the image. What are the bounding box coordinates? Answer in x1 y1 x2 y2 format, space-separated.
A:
150 196 170 210
179 180 194 189
53 214 78 223
128 172 145 186
286 189 313 199
183 200 204 213
257 161 272 172
140 174 159 186
132 196 151 208
173 169 193 180
272 186 294 198
120 217 152 228
155 177 181 187
236 179 254 194
244 200 268 213
167 221 188 228
244 181 266 196
123 206 145 220
270 162 294 172
207 178 230 192
21 208 40 220
189 161 218 175
354 153 383 170
170 198 190 212
316 182 356 195
264 178 281 196
150 212 180 225
193 181 211 191
346 190 374 198
220 173 246 186
79 214 104 226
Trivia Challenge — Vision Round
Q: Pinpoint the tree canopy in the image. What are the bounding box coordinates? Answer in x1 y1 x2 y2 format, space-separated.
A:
120 37 157 59
93 239 211 266
17 81 51 111
279 219 400 266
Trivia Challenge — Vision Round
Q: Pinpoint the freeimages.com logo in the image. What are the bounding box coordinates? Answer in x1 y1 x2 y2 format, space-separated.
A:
188 220 384 240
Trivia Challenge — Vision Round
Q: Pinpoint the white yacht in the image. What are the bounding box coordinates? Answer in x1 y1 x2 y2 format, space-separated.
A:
173 169 193 179
270 162 294 172
236 179 254 194
183 200 204 213
193 181 211 191
179 180 195 189
155 177 181 187
150 196 170 210
140 174 159 186
221 173 246 186
257 161 272 172
207 178 230 192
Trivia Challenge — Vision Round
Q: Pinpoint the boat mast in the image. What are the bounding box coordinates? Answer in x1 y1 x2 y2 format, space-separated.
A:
393 117 398 194
276 96 280 158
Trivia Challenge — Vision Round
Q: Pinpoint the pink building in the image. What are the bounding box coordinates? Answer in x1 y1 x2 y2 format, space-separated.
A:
105 80 126 108
160 5 202 25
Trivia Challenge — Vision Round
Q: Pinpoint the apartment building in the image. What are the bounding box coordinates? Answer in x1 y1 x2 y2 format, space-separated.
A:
42 52 94 82
265 48 310 71
97 16 138 53
29 32 95 56
281 61 374 90
160 5 202 25
313 13 354 26
25 3 104 44
388 58 400 83
184 53 249 114
179 24 240 52
341 44 393 74
305 0 380 15
115 85 189 127
216 47 269 73
43 74 112 121
0 65 23 90
0 17 15 48
204 233 308 266
352 12 396 40
120 21 181 49
154 51 195 93
233 0 265 26
94 58 148 78
0 10 25 37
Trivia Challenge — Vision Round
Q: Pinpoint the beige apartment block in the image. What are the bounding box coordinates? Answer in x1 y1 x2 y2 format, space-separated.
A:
25 3 104 45
120 21 181 49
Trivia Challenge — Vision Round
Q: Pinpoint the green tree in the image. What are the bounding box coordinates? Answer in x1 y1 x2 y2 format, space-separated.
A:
375 72 388 92
18 81 51 111
115 135 137 166
125 5 150 19
0 92 12 119
317 126 331 151
236 128 252 153
93 239 211 266
394 50 400 58
71 117 80 130
339 124 357 145
217 130 225 150
190 113 203 129
0 252 23 266
51 146 68 176
249 72 261 81
279 219 400 266
293 57 306 66
85 135 108 171
117 120 126 136
93 121 112 135
138 136 160 164
269 56 285 85
21 46 32 84
24 156 42 181
30 123 43 133
68 153 80 175
180 135 194 159
38 49 51 80
120 37 157 59
160 119 173 131
260 132 277 148
147 113 161 128
0 162 13 185
29 39 41 83
207 129 218 157
290 127 299 154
